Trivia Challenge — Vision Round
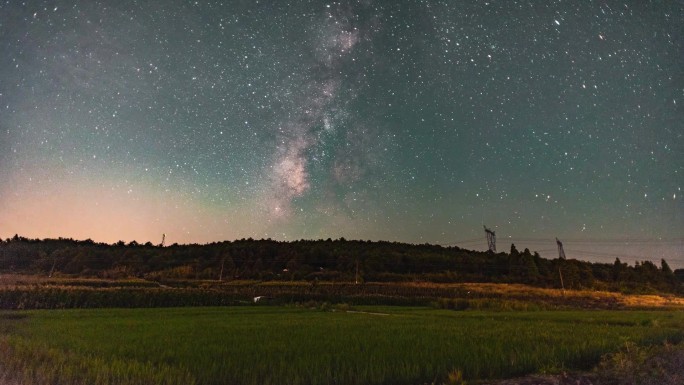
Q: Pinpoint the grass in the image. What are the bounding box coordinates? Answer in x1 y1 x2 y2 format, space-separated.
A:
1 306 683 385
2 275 683 310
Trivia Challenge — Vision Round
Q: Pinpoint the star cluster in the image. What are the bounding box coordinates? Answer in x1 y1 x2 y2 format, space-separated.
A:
0 1 682 267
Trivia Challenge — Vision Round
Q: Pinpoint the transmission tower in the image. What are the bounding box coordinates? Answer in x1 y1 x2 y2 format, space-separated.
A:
556 237 566 259
484 225 496 253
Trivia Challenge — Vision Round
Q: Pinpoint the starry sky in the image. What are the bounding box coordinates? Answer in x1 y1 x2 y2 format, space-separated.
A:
1 1 682 267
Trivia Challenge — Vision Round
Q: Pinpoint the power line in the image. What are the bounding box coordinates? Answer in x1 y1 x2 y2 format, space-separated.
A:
498 237 683 244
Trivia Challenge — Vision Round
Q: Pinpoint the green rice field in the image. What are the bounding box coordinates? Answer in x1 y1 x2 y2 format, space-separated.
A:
1 306 683 385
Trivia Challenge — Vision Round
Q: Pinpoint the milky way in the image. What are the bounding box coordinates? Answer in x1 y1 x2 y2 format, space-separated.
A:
0 1 682 267
265 6 360 218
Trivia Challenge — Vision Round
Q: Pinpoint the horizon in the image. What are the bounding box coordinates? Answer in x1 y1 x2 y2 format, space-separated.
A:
3 232 682 270
1 1 682 269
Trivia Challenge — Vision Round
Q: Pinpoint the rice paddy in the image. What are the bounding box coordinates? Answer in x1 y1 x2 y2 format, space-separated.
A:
2 306 683 385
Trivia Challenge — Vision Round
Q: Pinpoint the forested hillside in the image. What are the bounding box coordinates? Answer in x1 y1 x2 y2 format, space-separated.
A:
0 235 680 294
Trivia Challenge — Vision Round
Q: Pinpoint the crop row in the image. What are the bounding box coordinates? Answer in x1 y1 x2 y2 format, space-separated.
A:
2 307 684 385
1 281 680 310
0 288 241 309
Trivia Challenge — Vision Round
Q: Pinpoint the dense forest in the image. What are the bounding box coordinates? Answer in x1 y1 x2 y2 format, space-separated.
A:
0 235 681 294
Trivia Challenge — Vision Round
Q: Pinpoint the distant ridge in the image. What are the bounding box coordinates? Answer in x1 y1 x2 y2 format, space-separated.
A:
1 235 681 294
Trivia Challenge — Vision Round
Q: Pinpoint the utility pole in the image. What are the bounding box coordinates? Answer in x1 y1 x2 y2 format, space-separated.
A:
355 259 360 284
556 238 566 293
484 225 496 253
556 238 566 259
48 258 57 278
219 257 225 282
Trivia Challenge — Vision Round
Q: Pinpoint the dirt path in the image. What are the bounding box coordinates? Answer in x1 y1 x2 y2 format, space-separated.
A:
345 310 390 316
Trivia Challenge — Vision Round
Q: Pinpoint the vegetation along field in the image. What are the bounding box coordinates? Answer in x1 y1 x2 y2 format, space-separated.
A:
1 306 684 385
2 237 683 384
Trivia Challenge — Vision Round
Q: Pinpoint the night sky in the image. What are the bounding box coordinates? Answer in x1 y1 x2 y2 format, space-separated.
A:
1 1 682 267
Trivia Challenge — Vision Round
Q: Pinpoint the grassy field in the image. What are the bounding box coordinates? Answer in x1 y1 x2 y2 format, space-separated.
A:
2 306 683 385
2 275 684 310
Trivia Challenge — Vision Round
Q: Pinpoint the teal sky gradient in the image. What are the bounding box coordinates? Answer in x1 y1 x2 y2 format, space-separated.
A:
1 1 682 267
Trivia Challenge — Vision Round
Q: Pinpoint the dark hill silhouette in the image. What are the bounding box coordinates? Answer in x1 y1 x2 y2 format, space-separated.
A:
0 235 680 294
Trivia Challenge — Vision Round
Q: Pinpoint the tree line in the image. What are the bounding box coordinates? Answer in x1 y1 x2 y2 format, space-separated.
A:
0 235 681 294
